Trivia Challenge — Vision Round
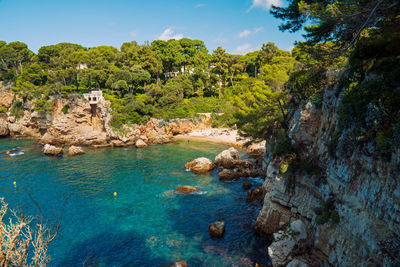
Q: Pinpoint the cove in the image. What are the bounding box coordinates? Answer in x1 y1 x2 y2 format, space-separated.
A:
0 138 268 266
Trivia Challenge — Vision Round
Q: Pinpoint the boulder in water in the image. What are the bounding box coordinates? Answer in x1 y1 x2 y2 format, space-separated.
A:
246 186 265 203
176 185 199 194
136 139 147 148
218 169 239 181
214 147 239 168
43 144 63 156
242 181 252 190
169 260 187 267
184 157 215 173
67 146 85 156
208 221 225 238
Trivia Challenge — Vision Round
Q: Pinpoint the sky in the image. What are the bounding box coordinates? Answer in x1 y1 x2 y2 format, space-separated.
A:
0 0 304 54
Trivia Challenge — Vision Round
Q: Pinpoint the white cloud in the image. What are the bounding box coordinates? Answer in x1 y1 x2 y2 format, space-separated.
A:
234 44 257 55
129 31 137 38
249 0 282 11
237 27 264 38
158 28 184 41
254 27 264 33
237 29 251 38
195 3 205 8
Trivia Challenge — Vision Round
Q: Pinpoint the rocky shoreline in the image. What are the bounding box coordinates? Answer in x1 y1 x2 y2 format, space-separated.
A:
0 89 215 150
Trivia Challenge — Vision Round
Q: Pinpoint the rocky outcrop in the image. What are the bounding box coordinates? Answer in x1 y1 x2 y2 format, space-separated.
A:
43 144 63 156
267 220 309 266
176 185 199 194
67 146 85 156
0 119 9 136
218 169 239 180
255 82 400 266
246 186 265 204
0 90 14 109
0 90 207 148
184 157 215 173
208 221 225 238
135 139 147 148
214 147 239 168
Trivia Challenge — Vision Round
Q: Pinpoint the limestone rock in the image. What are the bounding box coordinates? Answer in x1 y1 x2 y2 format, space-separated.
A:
218 169 239 181
7 116 15 123
268 220 308 266
0 119 9 136
176 185 199 194
136 139 148 148
43 144 63 156
208 221 225 238
67 146 85 156
0 90 14 108
184 157 215 173
214 147 239 168
287 258 309 267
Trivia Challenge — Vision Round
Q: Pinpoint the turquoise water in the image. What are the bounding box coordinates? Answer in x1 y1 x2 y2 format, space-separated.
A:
0 138 268 266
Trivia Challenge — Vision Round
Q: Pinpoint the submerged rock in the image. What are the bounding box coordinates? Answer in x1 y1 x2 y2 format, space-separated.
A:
214 147 239 168
43 144 63 156
184 157 215 173
135 139 147 148
169 260 187 267
176 185 199 194
67 146 85 156
246 186 264 203
208 221 225 238
242 181 252 190
218 169 239 181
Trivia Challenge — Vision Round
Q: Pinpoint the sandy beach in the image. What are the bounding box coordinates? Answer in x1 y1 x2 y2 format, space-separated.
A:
173 128 255 148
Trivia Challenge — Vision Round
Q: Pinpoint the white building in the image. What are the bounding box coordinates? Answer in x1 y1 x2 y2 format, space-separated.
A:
83 90 103 105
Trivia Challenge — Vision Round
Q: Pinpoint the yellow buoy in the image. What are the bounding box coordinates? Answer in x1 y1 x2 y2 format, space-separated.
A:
113 192 117 196
13 181 16 186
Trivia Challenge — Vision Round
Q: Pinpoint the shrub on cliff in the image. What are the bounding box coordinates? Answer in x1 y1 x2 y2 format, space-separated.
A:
0 198 59 266
34 99 54 113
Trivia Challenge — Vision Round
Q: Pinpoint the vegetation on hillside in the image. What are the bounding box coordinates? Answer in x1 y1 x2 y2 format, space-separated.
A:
0 39 298 135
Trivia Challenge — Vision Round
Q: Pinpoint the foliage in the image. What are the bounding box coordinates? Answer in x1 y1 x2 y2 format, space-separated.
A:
0 106 7 117
272 129 295 157
10 100 24 119
288 68 326 103
0 38 299 139
34 99 53 113
62 104 70 114
315 197 340 225
271 0 400 50
234 79 287 140
336 31 400 159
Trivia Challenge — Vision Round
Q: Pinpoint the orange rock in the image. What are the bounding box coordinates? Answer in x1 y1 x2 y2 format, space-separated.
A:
176 185 199 194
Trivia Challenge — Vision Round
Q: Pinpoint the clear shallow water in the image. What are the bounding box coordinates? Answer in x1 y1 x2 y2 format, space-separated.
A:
0 138 268 266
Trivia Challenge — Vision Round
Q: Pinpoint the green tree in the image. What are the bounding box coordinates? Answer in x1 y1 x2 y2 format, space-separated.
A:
211 47 228 99
234 80 287 139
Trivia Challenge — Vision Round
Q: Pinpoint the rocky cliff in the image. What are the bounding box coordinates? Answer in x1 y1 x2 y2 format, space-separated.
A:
0 88 206 148
254 80 400 266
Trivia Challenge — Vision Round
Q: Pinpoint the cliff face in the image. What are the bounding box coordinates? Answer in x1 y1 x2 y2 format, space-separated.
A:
254 81 400 266
0 89 205 147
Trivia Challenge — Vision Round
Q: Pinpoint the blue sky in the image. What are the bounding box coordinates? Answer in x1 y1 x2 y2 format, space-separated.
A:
0 0 303 54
